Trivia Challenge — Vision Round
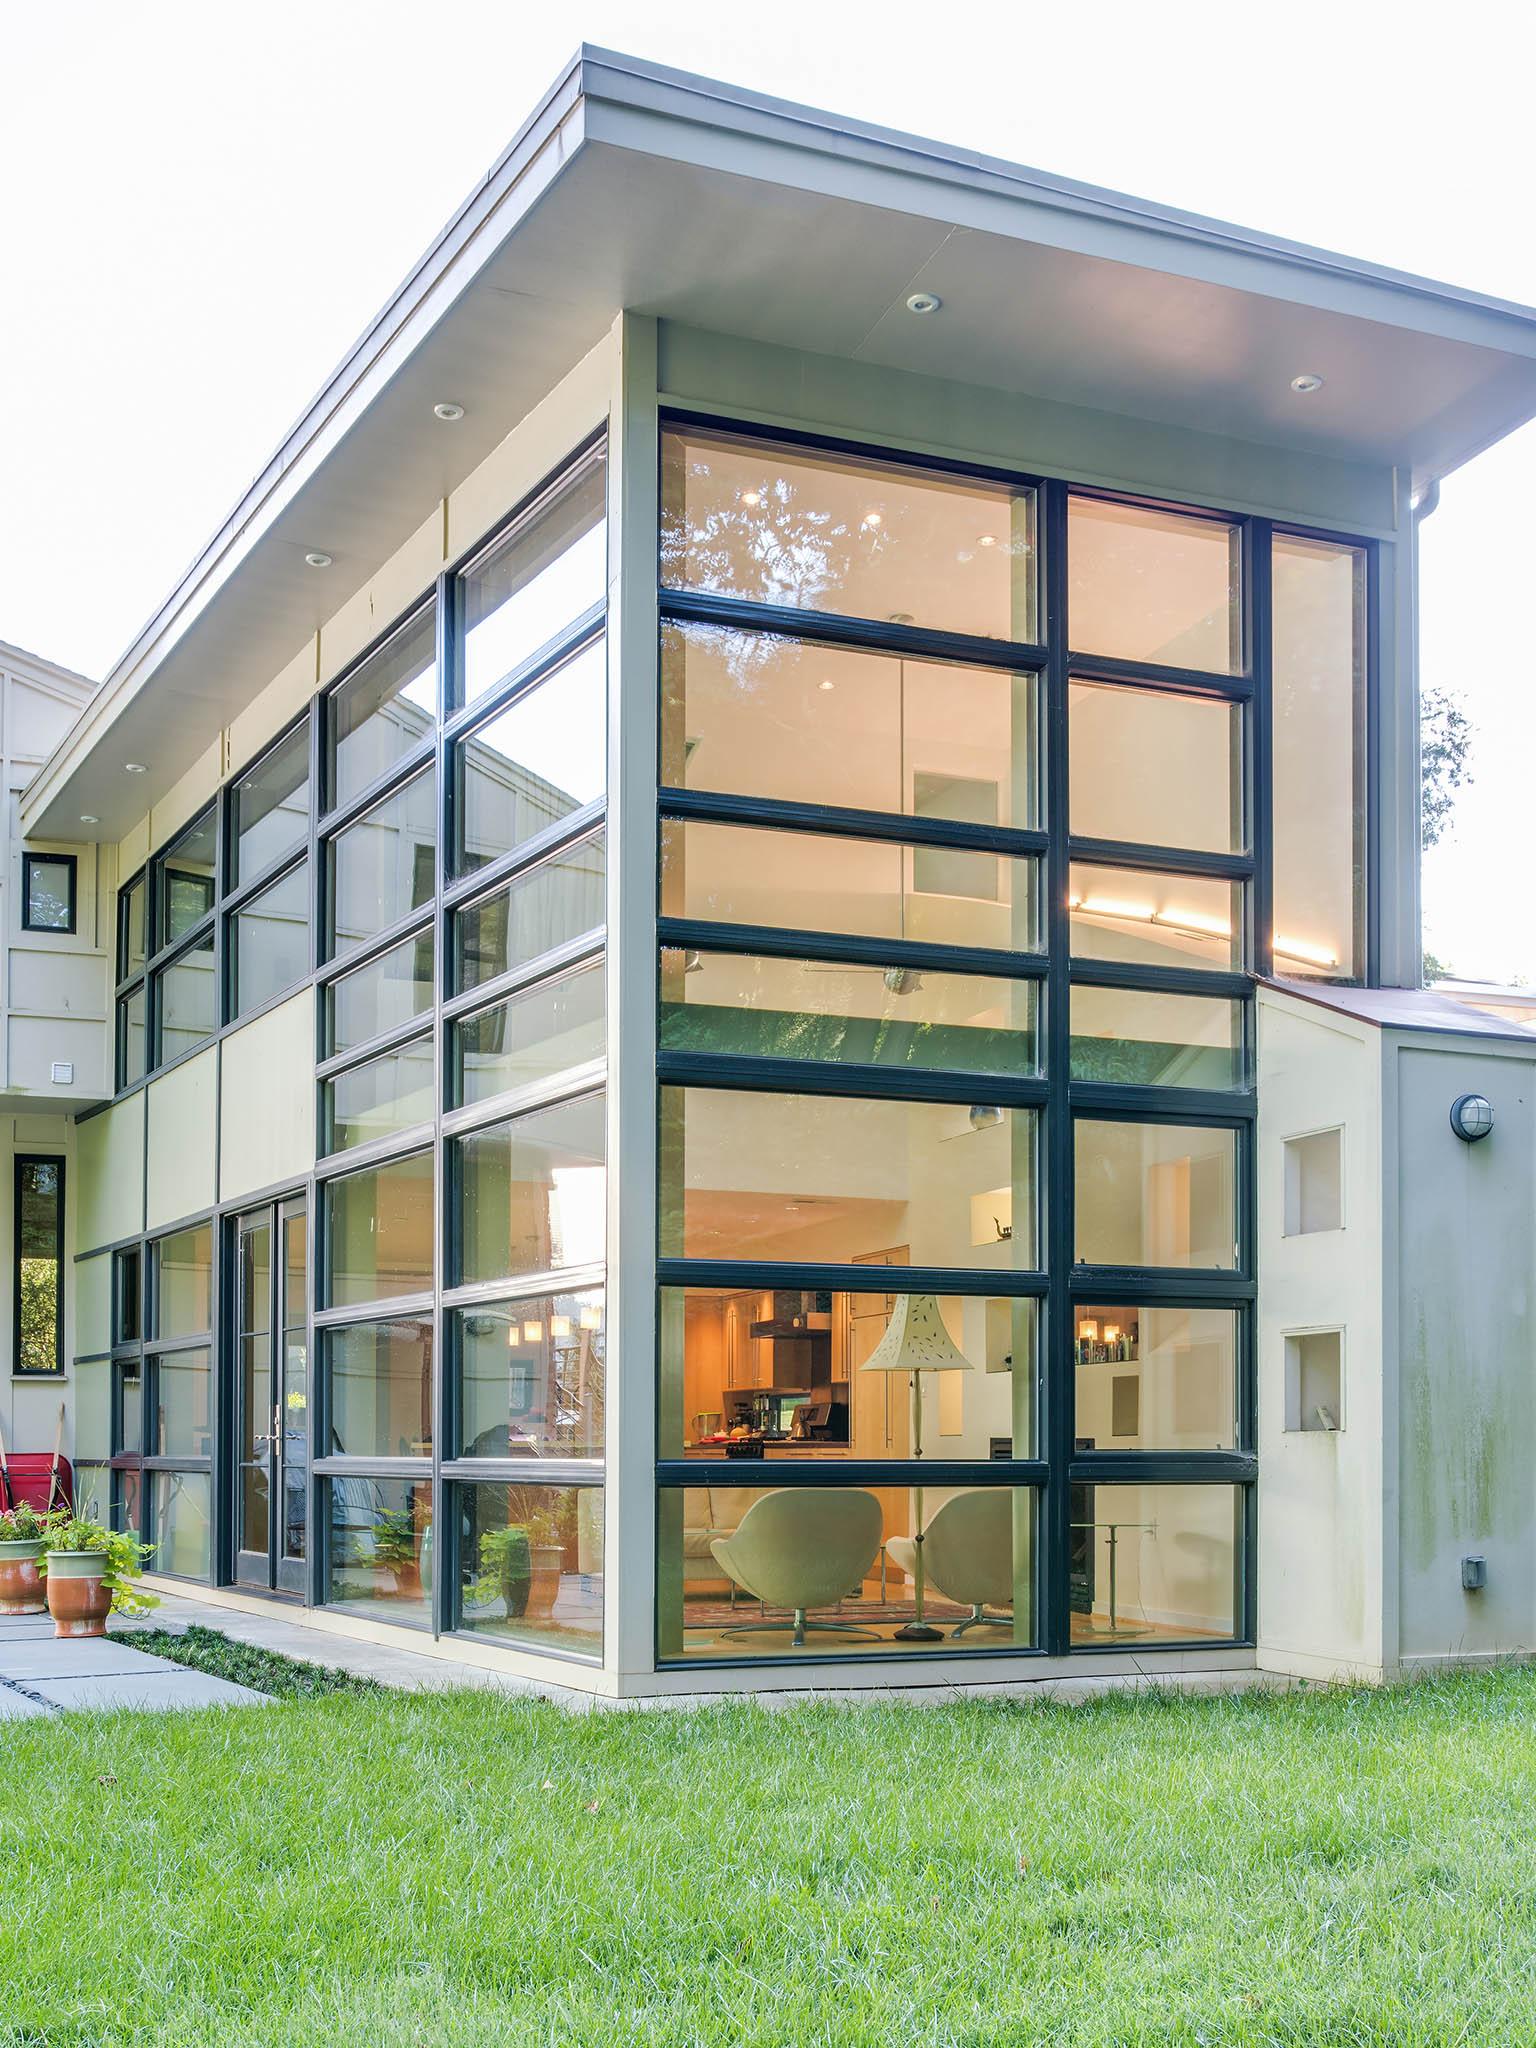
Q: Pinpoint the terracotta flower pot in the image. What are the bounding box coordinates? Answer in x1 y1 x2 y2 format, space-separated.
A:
46 1550 112 1638
525 1545 564 1619
0 1539 46 1616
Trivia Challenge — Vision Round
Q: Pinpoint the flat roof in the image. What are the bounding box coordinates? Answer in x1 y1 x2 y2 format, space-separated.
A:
26 46 1536 840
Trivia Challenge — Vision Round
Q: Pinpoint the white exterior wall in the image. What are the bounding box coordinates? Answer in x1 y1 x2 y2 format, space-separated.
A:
1255 987 1387 1681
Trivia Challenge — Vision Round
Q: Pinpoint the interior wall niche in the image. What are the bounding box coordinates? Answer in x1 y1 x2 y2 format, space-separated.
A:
1284 1329 1343 1432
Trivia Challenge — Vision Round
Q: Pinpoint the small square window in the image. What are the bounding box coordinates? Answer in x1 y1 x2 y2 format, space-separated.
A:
1284 1329 1343 1432
22 853 76 934
1283 1128 1343 1235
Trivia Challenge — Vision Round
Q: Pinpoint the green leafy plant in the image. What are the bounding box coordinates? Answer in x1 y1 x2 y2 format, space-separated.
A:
44 1516 158 1616
474 1523 531 1617
371 1509 420 1573
0 1503 65 1545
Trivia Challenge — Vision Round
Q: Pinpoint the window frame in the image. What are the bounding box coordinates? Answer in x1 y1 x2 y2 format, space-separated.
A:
20 851 77 935
12 1153 65 1379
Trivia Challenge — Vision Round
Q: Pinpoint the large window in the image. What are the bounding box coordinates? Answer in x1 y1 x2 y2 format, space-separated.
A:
657 425 1261 1666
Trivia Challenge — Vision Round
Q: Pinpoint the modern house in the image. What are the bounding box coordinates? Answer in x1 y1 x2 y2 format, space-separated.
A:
5 48 1536 1698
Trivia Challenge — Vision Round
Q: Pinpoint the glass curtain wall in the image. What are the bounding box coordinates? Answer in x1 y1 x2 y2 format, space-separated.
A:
656 425 1284 1665
311 435 608 1656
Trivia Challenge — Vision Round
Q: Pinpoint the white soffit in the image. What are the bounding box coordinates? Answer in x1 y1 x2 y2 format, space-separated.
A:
29 46 1536 840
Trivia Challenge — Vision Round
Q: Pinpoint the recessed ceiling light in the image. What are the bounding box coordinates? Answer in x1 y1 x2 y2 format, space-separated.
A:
741 489 762 507
818 679 836 692
862 510 883 529
976 534 997 548
906 291 942 314
304 550 333 569
124 762 147 774
1290 372 1325 395
79 814 99 824
433 401 465 422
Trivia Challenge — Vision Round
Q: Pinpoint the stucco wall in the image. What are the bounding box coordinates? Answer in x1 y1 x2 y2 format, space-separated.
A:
1390 1035 1536 1667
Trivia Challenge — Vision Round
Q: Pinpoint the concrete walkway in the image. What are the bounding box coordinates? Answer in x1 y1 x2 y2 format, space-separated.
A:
0 1610 268 1716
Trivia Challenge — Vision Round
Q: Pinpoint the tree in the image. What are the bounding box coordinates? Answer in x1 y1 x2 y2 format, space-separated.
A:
1421 686 1473 850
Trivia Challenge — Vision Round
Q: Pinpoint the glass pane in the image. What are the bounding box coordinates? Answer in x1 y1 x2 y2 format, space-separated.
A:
1069 985 1245 1091
660 1286 1037 1460
1068 681 1241 853
456 1480 603 1656
119 988 146 1087
324 1475 432 1625
154 1347 212 1457
664 820 1040 955
453 833 605 994
661 949 1038 1077
281 1204 308 1565
1069 863 1240 972
462 448 607 704
1272 536 1366 981
330 608 437 810
663 622 1039 827
329 768 436 963
158 808 217 948
113 1247 141 1345
1073 1303 1237 1451
659 1483 1034 1660
455 1093 606 1287
453 961 605 1108
115 1359 143 1454
1068 498 1240 673
151 1470 211 1582
662 430 1038 642
455 1286 605 1457
233 860 309 1017
322 1151 433 1307
154 1225 212 1338
324 1037 435 1154
234 720 310 882
454 639 606 874
326 1317 433 1457
1074 1119 1238 1270
1069 1483 1237 1645
15 1159 62 1375
327 929 434 1056
156 932 216 1063
120 876 146 979
661 1088 1038 1271
25 857 73 931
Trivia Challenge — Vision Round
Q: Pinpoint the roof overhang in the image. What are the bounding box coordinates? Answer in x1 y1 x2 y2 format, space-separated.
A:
27 46 1536 841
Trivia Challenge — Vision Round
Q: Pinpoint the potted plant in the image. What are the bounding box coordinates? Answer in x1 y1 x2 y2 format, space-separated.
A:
372 1508 421 1596
0 1503 61 1615
43 1517 156 1638
476 1523 532 1619
523 1507 565 1620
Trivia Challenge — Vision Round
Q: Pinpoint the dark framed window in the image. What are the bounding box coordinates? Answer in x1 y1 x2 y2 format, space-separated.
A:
13 1156 64 1377
21 852 76 934
656 416 1270 1669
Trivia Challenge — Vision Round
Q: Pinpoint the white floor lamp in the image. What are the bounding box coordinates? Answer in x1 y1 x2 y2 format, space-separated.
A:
862 1294 974 1641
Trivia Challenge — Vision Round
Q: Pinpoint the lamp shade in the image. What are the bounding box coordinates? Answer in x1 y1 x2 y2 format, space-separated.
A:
861 1293 974 1375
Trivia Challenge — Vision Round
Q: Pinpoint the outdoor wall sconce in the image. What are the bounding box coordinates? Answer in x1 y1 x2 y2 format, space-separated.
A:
1449 1093 1494 1143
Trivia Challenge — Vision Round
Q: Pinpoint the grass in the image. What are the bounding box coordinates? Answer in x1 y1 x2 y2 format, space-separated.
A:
118 1625 383 1700
5 1668 1536 2046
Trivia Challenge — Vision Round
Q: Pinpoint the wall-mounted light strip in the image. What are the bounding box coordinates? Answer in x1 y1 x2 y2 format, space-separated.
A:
1068 894 1336 968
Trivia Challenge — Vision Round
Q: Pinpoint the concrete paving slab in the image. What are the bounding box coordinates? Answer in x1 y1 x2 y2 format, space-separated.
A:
0 1639 179 1681
0 1619 57 1640
0 1687 51 1720
28 1672 269 1712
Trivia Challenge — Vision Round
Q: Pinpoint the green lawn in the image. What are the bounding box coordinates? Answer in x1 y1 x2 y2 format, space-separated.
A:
5 1668 1536 2046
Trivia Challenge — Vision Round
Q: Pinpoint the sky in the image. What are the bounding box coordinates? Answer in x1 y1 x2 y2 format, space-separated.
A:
2 0 1534 980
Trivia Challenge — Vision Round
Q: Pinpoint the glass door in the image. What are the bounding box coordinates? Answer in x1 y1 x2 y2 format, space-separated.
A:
233 1198 308 1593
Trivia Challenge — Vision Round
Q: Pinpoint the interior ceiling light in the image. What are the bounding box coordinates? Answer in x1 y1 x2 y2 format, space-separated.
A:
79 814 99 824
976 534 997 548
862 509 883 528
741 488 762 506
124 762 147 774
818 678 836 692
1274 932 1339 968
906 291 942 314
433 401 465 421
304 551 333 569
1290 372 1325 395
